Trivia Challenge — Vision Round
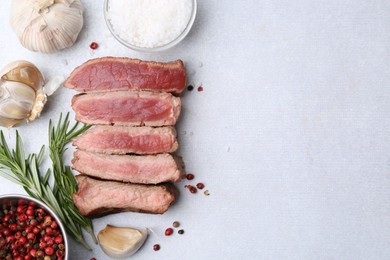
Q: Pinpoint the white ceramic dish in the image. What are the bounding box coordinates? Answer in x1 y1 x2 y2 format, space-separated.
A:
0 194 69 260
103 0 197 52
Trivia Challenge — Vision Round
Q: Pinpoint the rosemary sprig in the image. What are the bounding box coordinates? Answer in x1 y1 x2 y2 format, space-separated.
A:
0 113 95 250
48 113 97 245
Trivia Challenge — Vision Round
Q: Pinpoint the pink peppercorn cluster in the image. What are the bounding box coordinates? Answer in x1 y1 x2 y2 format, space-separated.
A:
184 173 208 195
0 200 65 260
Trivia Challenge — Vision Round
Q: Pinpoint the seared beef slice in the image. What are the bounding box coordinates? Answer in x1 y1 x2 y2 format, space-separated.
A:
73 126 178 154
72 150 183 184
72 91 181 126
73 175 178 217
64 57 186 95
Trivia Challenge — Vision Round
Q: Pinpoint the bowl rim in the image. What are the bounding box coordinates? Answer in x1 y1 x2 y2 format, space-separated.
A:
103 0 197 52
0 194 69 260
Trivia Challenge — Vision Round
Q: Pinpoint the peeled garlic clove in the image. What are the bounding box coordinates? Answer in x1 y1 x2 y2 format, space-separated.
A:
98 225 148 258
44 75 65 96
10 0 84 53
0 60 46 127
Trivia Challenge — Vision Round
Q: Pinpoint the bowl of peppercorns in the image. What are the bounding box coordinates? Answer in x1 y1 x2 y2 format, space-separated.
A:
0 194 68 260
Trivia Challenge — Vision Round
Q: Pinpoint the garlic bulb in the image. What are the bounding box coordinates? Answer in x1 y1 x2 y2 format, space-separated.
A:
10 0 84 53
0 61 46 128
98 225 148 258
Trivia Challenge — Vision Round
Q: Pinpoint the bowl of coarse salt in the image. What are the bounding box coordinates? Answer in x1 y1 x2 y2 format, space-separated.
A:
104 0 197 52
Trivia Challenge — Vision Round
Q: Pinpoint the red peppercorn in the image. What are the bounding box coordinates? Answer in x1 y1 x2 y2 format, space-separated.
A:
14 240 21 248
197 86 204 92
90 258 97 260
25 226 32 233
27 233 35 241
9 223 17 231
50 221 58 230
16 205 25 214
188 185 197 194
29 249 37 257
32 227 40 234
54 235 63 244
5 235 14 243
14 231 22 239
18 214 27 222
19 236 27 244
196 183 205 189
45 246 54 255
46 239 54 246
165 228 173 236
3 215 10 223
25 208 34 217
36 250 44 257
30 219 38 227
39 241 46 249
153 244 160 251
90 42 99 50
186 173 194 180
45 227 53 235
24 254 33 260
36 208 45 215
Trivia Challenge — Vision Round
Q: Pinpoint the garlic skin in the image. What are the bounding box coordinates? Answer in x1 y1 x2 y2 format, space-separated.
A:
0 61 46 128
98 225 148 258
10 0 84 53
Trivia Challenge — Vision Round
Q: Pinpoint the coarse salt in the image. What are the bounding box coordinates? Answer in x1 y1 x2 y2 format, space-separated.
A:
107 0 193 49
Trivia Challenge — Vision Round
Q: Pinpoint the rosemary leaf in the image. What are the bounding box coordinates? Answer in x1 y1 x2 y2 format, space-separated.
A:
0 113 95 250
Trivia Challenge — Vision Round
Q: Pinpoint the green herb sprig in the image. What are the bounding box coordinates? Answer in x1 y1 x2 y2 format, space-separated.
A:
0 113 96 249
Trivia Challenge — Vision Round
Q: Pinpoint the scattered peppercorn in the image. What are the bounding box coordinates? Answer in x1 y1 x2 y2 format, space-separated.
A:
178 229 184 235
165 228 173 236
89 42 99 50
204 190 210 196
188 185 197 194
153 244 160 251
187 85 194 91
172 221 180 228
196 183 205 189
197 86 203 92
90 258 97 260
186 173 194 180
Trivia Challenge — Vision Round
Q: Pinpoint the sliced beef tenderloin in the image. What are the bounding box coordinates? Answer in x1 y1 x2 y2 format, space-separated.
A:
72 150 184 184
64 57 186 95
72 91 181 126
73 175 179 217
73 126 178 154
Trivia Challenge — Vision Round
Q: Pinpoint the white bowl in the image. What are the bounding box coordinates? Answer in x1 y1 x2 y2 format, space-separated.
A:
104 0 197 52
0 194 69 260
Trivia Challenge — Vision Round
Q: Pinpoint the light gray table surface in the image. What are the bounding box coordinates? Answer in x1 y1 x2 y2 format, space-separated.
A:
1 0 390 259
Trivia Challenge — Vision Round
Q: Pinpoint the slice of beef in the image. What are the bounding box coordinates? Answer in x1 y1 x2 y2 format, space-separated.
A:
73 126 178 154
72 150 184 184
73 175 178 217
64 57 186 95
72 91 181 126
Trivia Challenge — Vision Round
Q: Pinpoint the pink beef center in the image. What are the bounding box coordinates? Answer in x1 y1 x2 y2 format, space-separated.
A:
78 96 172 123
96 133 172 152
